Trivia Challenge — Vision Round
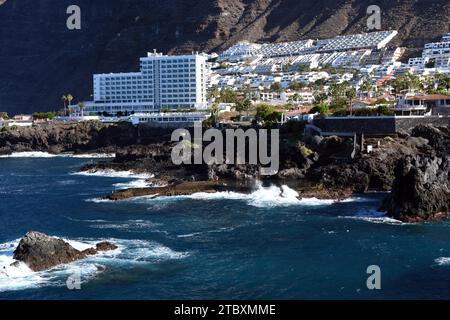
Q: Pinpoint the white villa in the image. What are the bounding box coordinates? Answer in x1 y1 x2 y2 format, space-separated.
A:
393 94 450 116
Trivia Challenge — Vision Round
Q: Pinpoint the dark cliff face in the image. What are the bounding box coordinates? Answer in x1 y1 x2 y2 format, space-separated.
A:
0 0 449 114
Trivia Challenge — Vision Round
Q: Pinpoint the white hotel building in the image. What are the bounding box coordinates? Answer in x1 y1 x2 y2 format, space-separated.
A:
77 52 209 116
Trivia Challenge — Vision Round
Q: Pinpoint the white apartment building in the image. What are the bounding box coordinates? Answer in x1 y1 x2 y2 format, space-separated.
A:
408 32 450 71
75 52 209 116
316 31 398 53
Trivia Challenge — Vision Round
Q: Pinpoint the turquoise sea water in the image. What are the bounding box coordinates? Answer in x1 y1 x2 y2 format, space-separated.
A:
1 156 450 299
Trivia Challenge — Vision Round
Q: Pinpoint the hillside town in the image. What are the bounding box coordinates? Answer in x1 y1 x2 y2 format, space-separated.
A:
1 30 449 132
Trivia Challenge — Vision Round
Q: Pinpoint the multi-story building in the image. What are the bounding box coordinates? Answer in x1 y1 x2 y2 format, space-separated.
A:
408 31 450 71
75 52 209 116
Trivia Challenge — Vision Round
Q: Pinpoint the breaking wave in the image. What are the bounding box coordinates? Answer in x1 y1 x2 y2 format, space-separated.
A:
135 184 348 208
73 169 153 180
0 237 188 293
0 152 115 158
435 257 450 266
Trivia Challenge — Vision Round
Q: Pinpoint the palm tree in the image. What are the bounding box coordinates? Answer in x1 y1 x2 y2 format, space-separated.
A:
66 94 74 107
210 103 220 117
66 93 73 115
61 95 67 115
207 85 220 101
346 88 356 116
78 102 86 117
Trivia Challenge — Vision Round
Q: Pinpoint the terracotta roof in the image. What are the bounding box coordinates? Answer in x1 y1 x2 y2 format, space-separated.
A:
352 98 377 104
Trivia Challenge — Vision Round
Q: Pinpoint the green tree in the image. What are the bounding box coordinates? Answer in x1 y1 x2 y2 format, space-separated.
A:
360 80 374 96
391 74 422 94
270 82 283 93
346 88 356 115
204 103 221 128
434 73 450 91
218 88 238 104
78 102 86 117
207 85 220 100
66 94 74 107
310 103 329 115
313 91 328 104
235 98 252 116
288 80 305 91
376 105 392 115
255 104 282 125
32 112 56 120
425 59 435 69
61 95 68 115
297 64 310 73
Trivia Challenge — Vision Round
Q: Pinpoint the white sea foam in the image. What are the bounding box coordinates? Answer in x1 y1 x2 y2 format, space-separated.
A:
71 153 115 158
435 257 450 266
113 179 152 189
0 237 188 292
0 152 115 158
339 209 406 225
74 169 153 180
85 197 114 203
154 184 345 208
88 220 161 231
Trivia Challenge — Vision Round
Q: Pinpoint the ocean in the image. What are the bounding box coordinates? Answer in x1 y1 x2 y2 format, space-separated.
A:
1 154 450 299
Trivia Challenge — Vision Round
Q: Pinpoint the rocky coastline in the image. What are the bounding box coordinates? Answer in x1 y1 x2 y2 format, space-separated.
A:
2 121 450 222
12 231 117 272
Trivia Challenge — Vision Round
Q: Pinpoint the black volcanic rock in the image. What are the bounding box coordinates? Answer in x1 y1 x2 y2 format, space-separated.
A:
13 231 117 272
0 0 449 114
381 155 450 222
381 125 450 222
0 121 173 155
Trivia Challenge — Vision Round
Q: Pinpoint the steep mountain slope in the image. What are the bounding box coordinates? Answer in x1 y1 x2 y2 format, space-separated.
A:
0 0 448 114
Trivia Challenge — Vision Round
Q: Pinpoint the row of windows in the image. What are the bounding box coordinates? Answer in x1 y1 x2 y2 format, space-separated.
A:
102 95 154 99
157 69 196 74
138 117 203 122
86 105 155 111
160 64 195 69
101 81 150 85
102 87 153 90
160 98 197 103
98 76 142 81
161 89 196 93
103 97 153 101
160 59 195 64
161 75 197 80
161 84 196 89
98 74 200 84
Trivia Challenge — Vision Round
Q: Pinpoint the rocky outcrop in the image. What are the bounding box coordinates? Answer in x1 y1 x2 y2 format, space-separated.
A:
381 156 450 222
381 125 450 222
13 231 117 272
105 180 253 201
0 122 173 155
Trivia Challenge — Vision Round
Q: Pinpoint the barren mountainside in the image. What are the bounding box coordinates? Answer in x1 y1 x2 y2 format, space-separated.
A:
0 0 449 114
